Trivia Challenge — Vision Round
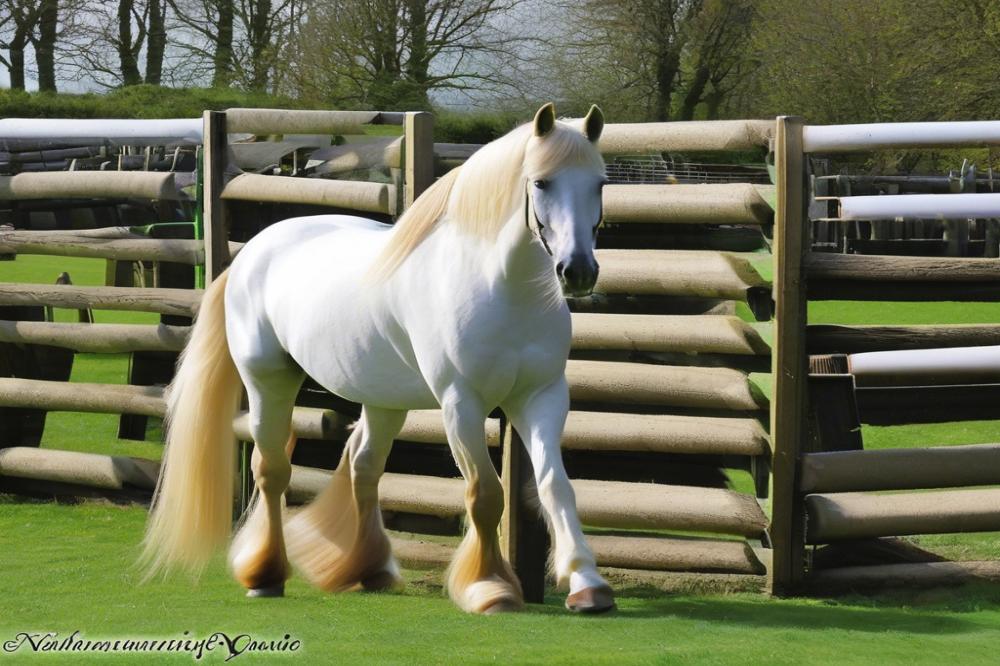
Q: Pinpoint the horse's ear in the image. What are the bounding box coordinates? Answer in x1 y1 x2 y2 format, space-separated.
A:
534 103 556 137
583 105 604 143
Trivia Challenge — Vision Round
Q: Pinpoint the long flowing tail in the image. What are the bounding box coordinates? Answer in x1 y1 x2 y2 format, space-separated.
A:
140 269 243 578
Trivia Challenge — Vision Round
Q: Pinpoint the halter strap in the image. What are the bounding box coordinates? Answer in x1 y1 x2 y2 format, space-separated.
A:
523 179 606 256
524 181 554 256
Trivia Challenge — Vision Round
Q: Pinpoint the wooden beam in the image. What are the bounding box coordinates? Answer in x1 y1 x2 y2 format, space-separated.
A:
805 252 1000 283
0 171 177 200
599 120 773 154
571 313 770 355
800 443 1000 493
500 419 549 604
603 184 774 225
805 488 1000 542
404 111 435 210
202 110 232 283
808 323 1000 354
0 283 201 316
594 249 770 301
566 359 766 411
0 320 189 353
0 227 214 264
223 108 374 135
221 173 394 215
768 116 809 596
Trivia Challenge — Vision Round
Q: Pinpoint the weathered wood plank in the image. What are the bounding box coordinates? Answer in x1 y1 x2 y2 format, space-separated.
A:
769 116 808 595
221 172 393 215
0 171 177 200
571 313 770 355
599 120 773 154
808 323 1000 354
0 320 189 353
805 252 1000 282
566 359 766 411
404 112 435 210
594 249 770 300
224 108 374 135
603 184 774 225
801 444 1000 493
0 227 214 264
0 283 201 316
806 488 1000 542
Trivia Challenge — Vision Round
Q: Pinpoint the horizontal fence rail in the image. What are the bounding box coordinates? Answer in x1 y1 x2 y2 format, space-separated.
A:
221 173 395 215
223 108 403 135
0 171 179 200
832 192 1000 221
599 120 773 154
0 227 240 264
0 283 202 316
803 121 1000 152
603 184 774 225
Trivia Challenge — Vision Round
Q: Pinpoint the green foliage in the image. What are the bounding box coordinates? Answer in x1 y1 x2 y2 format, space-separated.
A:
0 85 313 120
433 110 520 144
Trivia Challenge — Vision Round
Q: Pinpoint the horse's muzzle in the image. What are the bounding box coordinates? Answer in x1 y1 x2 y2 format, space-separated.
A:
557 255 600 298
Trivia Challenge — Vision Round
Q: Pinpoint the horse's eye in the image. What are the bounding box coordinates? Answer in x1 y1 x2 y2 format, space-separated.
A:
533 179 548 190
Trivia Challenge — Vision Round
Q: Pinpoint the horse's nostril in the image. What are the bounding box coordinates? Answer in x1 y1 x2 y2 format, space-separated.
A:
556 262 566 277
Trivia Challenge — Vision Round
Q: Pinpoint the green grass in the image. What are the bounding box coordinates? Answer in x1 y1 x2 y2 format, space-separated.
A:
2 497 1000 665
809 300 1000 326
3 257 1000 662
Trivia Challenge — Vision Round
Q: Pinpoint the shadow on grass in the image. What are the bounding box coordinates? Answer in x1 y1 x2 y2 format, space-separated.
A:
524 584 993 635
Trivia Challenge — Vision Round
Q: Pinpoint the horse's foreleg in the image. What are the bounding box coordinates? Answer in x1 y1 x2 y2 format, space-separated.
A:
229 368 303 597
442 395 524 614
505 378 615 613
285 406 405 592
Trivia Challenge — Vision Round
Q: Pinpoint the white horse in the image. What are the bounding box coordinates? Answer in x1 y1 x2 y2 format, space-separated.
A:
141 103 615 614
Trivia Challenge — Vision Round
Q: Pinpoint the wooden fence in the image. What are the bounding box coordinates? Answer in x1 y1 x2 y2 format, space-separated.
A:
770 118 1000 594
3 111 999 597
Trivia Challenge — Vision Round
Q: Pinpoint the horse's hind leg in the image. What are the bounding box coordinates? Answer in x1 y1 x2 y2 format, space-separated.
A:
228 365 304 597
442 394 523 614
285 406 405 592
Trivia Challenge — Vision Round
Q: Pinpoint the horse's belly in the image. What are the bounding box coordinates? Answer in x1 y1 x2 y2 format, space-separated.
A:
300 324 439 410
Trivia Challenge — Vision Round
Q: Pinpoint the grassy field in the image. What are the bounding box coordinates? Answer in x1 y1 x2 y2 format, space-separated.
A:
2 498 1000 665
2 254 1000 662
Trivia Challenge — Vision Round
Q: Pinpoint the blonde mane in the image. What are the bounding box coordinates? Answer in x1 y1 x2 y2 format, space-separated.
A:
369 119 605 281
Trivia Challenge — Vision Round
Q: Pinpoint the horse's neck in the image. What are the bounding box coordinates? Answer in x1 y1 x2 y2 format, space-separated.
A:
483 208 558 300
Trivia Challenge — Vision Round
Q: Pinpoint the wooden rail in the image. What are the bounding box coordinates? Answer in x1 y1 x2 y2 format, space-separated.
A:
0 171 178 200
599 120 773 154
0 283 202 316
603 184 774 225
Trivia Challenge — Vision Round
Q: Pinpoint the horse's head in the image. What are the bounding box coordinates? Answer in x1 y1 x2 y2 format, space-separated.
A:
524 103 607 298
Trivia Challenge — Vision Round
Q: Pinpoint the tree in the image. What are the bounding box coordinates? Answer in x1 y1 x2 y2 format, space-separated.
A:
0 0 44 90
167 0 298 91
286 0 527 109
58 0 171 88
677 0 753 120
550 0 704 122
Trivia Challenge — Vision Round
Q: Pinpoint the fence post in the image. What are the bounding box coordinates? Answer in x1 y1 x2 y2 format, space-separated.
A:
202 110 231 283
500 418 549 604
769 115 809 595
404 112 435 209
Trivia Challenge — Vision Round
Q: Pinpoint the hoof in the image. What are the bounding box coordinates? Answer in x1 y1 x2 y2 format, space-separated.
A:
360 570 401 592
565 585 615 614
482 598 523 615
246 584 285 598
